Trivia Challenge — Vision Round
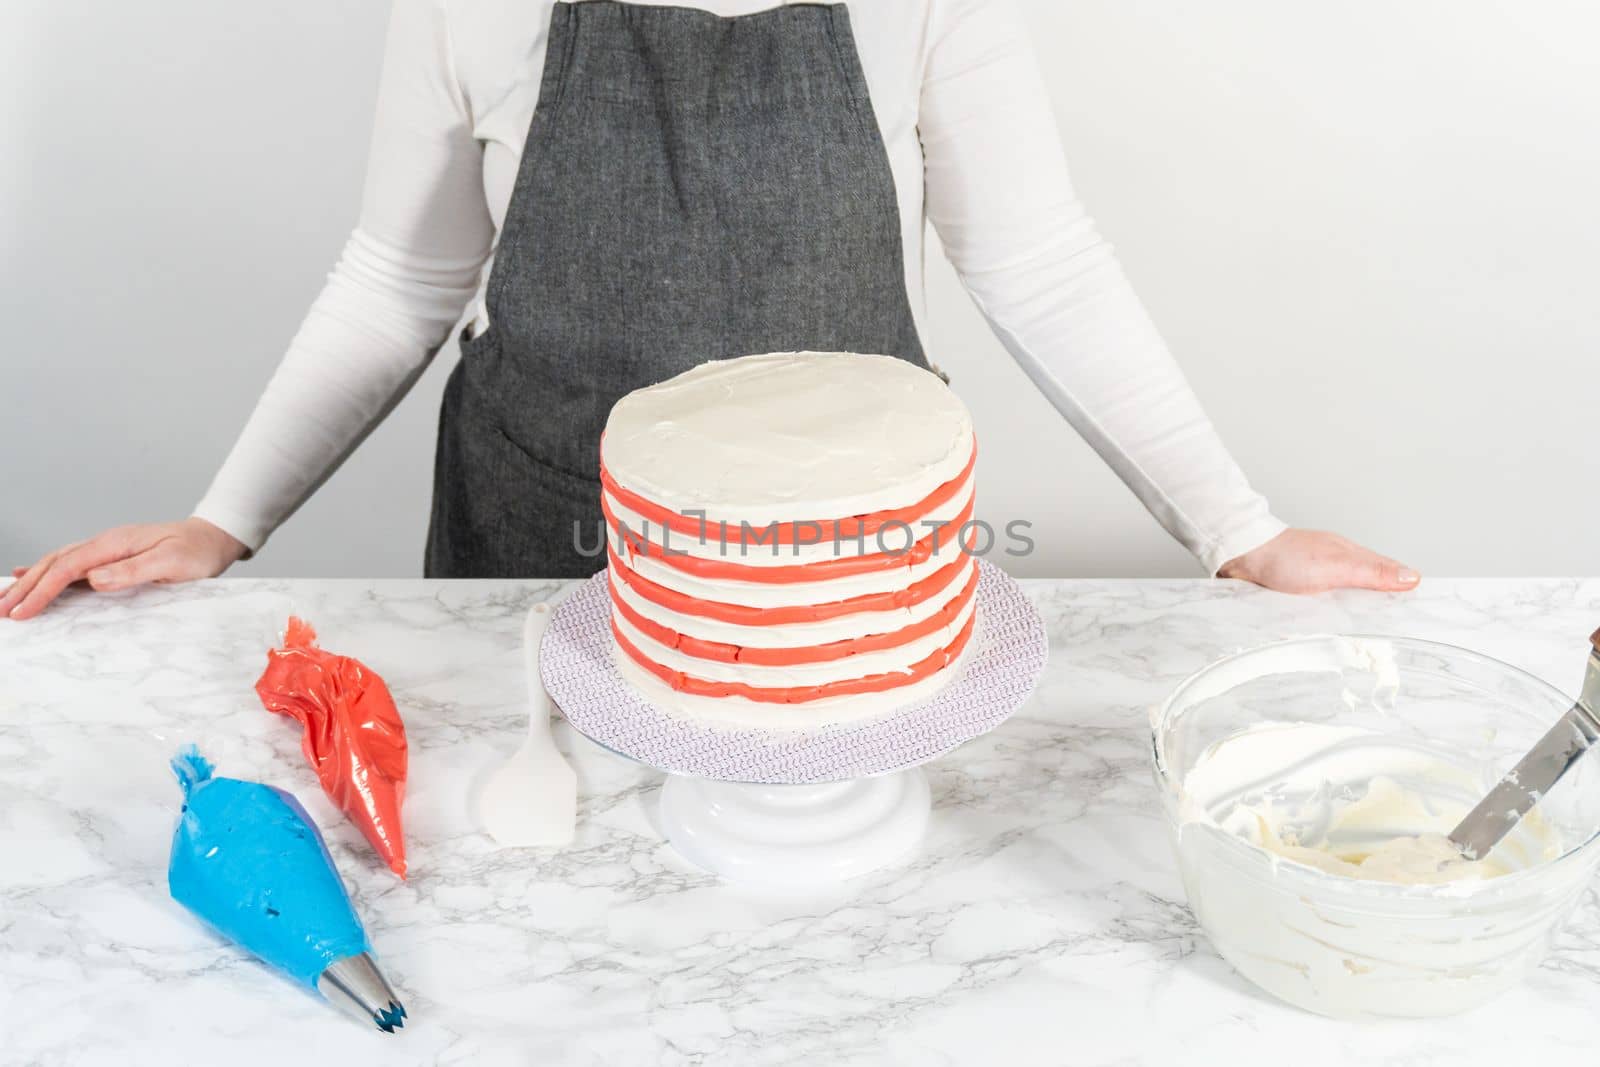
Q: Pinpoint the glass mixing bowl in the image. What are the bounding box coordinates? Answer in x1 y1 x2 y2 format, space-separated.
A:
1152 634 1600 1018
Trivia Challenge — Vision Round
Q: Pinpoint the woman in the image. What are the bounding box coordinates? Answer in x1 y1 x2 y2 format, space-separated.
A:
2 0 1417 620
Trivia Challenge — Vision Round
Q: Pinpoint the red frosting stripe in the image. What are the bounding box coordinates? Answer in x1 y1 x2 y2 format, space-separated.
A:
608 543 973 625
609 563 980 666
600 438 977 545
605 489 977 584
612 609 977 704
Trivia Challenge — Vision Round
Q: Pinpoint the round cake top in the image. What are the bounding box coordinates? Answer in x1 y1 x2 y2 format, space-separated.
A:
601 352 974 522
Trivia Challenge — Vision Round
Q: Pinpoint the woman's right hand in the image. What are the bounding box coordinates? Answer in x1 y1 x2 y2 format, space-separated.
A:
1 518 249 620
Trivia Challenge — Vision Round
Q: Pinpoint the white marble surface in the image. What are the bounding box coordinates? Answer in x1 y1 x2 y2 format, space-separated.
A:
4 577 1600 1066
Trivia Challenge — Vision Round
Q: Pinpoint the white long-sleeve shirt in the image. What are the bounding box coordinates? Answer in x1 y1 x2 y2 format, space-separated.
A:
194 0 1286 575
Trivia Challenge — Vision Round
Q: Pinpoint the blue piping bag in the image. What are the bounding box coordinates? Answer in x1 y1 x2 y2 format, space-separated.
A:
167 746 408 1031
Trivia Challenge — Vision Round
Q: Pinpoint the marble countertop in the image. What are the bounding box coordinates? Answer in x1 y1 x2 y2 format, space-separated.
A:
5 576 1600 1066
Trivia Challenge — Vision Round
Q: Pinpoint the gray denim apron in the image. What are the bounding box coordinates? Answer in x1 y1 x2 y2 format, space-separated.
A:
425 0 927 578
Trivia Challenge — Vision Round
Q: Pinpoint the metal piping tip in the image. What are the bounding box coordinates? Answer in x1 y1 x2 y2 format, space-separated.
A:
317 952 407 1033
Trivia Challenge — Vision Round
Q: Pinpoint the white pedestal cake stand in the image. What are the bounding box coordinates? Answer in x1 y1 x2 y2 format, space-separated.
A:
539 560 1048 887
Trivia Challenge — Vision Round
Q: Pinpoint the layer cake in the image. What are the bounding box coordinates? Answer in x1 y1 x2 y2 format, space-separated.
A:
600 352 978 729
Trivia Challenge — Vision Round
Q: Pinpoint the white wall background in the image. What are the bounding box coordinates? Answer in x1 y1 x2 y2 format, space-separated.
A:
6 0 1598 579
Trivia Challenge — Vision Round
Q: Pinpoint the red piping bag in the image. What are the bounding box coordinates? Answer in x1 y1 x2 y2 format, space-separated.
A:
256 617 409 878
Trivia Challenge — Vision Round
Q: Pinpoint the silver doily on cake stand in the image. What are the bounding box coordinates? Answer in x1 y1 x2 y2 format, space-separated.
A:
539 560 1048 886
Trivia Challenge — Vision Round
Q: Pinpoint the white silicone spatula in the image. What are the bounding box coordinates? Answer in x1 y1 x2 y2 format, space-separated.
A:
478 601 577 848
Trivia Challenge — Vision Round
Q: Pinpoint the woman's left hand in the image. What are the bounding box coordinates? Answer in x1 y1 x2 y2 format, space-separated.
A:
1218 528 1420 595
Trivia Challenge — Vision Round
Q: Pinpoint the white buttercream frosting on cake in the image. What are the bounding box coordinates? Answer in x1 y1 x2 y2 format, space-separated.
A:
601 352 974 523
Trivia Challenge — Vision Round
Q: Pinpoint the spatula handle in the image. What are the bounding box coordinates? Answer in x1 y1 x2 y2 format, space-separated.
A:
1583 627 1600 720
524 601 555 743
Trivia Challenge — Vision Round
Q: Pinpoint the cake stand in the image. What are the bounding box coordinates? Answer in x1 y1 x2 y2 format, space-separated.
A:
539 560 1048 887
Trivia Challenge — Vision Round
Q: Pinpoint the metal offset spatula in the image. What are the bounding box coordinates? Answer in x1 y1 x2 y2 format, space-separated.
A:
478 600 577 848
1449 627 1600 860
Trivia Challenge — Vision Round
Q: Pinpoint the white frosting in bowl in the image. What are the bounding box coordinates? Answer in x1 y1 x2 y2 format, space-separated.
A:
1152 635 1600 1018
1169 719 1589 1018
1181 723 1561 886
